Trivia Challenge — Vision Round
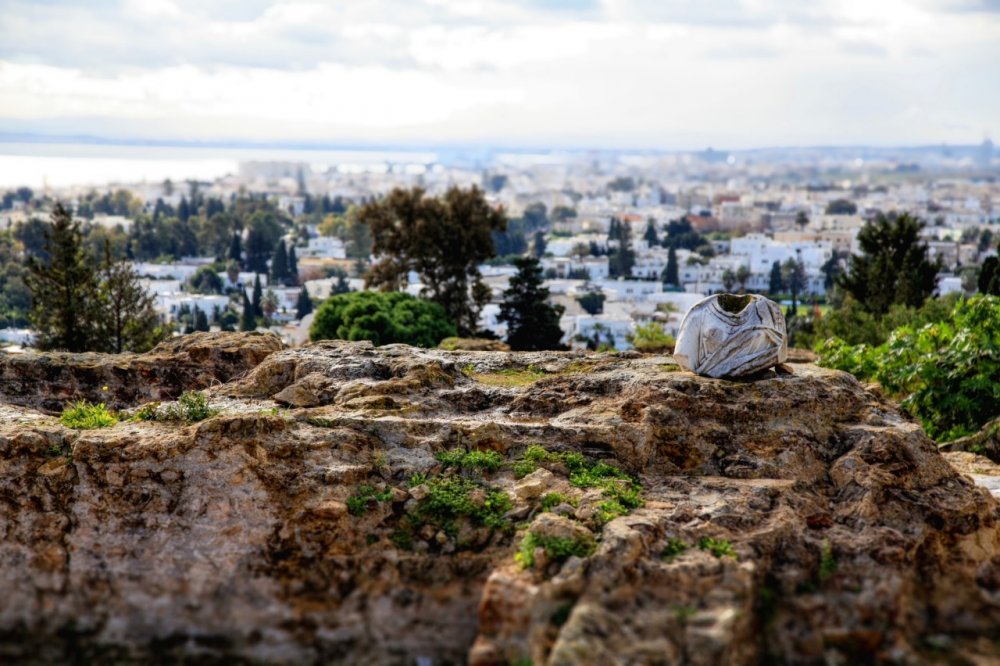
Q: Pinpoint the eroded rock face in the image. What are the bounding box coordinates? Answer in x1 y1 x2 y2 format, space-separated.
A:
1 336 998 665
0 331 283 413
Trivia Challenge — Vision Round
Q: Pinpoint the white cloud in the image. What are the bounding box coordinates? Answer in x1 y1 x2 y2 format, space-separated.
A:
0 0 997 147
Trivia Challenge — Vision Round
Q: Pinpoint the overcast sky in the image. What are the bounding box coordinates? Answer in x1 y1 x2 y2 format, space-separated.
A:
0 0 997 149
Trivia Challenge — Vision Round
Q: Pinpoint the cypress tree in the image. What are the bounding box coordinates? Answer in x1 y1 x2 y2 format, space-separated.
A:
295 287 313 319
768 260 784 295
270 239 289 285
498 256 566 351
193 306 209 332
240 292 256 331
664 246 679 286
229 233 242 266
252 274 263 317
287 245 298 285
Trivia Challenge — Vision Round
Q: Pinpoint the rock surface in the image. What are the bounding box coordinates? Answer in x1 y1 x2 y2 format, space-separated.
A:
1 335 999 665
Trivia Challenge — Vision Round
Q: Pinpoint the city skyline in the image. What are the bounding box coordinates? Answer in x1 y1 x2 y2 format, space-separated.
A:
1 0 998 150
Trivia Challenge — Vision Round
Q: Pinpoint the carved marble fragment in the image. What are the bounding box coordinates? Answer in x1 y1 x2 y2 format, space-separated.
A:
673 293 787 378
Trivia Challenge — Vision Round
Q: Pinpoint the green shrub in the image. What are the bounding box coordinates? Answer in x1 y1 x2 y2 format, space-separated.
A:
435 448 504 473
60 401 118 429
698 536 737 559
310 290 456 347
661 537 689 561
626 321 675 354
415 476 512 533
539 492 576 511
347 484 394 517
818 295 1000 441
176 391 217 422
515 531 596 569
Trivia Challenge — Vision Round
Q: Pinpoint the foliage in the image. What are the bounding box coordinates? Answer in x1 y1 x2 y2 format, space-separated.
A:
188 266 224 294
663 246 679 286
576 290 605 315
60 400 118 429
414 475 512 534
661 537 689 561
363 186 506 335
697 536 737 559
499 256 566 351
825 199 858 215
0 230 32 328
979 256 1000 296
295 287 313 319
310 290 456 347
817 295 1000 440
435 448 504 473
26 204 102 352
801 293 958 348
838 213 940 315
98 244 168 352
515 530 596 569
627 321 675 354
539 492 576 511
139 391 218 423
347 484 394 516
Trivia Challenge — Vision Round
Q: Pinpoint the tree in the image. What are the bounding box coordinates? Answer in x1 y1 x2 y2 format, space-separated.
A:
821 252 844 291
239 292 257 332
193 306 210 332
26 204 101 352
782 258 807 315
498 256 566 351
229 233 242 266
735 265 751 293
532 230 547 259
261 289 279 321
225 260 240 287
643 219 659 246
270 239 289 285
577 290 605 315
663 246 679 287
310 291 456 347
838 213 940 315
251 274 263 317
287 245 299 285
97 243 165 352
795 211 809 230
721 269 736 292
609 224 635 278
768 260 784 295
979 257 1000 295
295 287 313 319
825 199 858 215
188 266 224 294
363 186 506 335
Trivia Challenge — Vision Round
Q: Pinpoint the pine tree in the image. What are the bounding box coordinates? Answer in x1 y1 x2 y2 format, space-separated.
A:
610 224 635 278
295 287 313 319
768 260 784 295
664 246 679 286
270 239 289 285
498 256 566 351
240 292 256 331
26 203 101 352
97 241 164 352
252 274 263 317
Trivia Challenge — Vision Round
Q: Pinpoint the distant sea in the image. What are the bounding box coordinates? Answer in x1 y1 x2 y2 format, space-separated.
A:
0 142 440 189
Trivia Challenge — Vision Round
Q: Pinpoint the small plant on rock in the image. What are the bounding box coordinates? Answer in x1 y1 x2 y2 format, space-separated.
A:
698 536 737 559
661 537 689 561
347 484 394 517
515 531 596 569
60 401 118 430
436 448 504 473
819 539 837 581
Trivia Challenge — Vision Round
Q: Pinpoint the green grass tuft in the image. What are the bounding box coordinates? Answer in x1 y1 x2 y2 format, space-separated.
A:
698 536 738 559
515 531 596 569
819 539 837 581
661 537 689 561
436 448 504 473
60 401 118 430
347 484 394 517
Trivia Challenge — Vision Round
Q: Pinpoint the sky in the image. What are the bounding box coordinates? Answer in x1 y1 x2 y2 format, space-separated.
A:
0 0 998 150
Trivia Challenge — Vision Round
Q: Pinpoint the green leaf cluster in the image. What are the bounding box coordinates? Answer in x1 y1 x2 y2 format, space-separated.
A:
515 530 596 569
435 448 504 473
60 401 118 430
309 290 456 348
818 295 1000 441
347 484 394 517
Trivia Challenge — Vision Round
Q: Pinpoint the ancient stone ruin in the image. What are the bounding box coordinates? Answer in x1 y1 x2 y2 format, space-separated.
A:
0 332 998 664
